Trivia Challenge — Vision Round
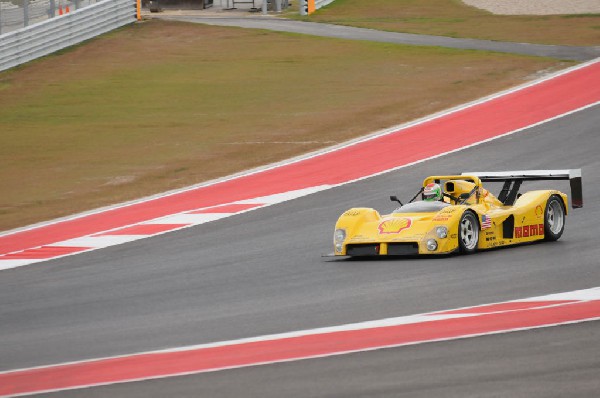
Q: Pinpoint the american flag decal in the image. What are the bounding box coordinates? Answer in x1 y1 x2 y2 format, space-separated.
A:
481 215 492 230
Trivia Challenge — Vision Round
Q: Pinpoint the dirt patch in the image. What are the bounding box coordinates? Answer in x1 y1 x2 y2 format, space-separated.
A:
0 20 569 231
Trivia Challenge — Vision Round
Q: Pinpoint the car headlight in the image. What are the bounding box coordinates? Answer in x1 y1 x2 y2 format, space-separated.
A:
334 228 346 243
334 229 346 253
436 226 448 239
426 239 438 251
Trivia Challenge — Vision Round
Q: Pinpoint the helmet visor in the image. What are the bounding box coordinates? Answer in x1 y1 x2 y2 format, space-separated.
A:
423 192 439 200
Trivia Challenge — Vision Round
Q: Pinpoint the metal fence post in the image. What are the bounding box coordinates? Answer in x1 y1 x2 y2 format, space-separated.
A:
24 0 30 27
50 0 57 18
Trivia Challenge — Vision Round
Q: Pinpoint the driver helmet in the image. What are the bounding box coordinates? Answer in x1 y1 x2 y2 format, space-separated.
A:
423 183 442 201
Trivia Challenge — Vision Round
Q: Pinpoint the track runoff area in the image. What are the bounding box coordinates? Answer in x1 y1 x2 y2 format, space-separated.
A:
0 60 599 395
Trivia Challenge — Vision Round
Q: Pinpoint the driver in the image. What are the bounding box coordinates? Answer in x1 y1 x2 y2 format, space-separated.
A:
423 183 443 202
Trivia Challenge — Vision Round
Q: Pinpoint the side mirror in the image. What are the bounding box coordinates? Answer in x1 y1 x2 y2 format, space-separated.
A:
390 195 403 205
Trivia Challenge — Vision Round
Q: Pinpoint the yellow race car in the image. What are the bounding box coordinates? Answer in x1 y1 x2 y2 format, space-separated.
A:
333 170 582 256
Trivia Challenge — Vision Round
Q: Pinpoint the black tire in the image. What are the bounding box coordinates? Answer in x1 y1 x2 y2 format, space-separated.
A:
459 211 479 254
544 195 565 241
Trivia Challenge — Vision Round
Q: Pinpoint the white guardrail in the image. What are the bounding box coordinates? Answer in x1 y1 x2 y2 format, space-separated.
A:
315 0 334 9
301 0 335 15
0 0 136 72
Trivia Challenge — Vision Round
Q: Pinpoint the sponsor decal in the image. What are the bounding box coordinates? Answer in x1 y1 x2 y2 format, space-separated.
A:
515 224 544 238
486 236 497 242
481 215 492 230
450 234 458 239
433 215 452 221
378 218 412 234
440 207 457 214
343 210 362 216
535 205 544 218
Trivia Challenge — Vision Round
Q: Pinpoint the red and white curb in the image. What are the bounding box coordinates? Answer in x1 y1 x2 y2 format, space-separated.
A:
1 287 599 397
1 59 599 271
0 186 331 270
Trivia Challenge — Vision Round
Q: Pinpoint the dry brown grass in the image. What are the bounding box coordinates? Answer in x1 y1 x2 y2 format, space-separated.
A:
0 20 570 231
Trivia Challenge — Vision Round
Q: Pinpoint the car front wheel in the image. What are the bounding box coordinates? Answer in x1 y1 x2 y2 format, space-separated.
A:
459 211 479 254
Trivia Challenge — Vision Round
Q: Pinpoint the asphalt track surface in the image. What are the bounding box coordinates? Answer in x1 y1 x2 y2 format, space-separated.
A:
1 101 599 397
157 16 600 61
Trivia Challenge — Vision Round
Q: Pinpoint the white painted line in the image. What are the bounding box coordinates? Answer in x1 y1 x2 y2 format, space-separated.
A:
141 213 232 225
49 235 146 249
520 287 600 302
235 185 333 204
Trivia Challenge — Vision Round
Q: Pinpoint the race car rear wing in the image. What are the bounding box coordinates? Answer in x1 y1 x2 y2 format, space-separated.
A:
461 169 582 208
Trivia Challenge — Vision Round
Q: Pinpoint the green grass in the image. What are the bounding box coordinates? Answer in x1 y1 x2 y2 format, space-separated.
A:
288 0 600 46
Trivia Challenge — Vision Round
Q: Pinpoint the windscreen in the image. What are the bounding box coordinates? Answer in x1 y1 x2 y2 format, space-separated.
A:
393 201 450 214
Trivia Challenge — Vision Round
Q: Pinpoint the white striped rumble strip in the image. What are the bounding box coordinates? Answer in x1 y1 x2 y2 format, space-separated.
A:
0 186 331 271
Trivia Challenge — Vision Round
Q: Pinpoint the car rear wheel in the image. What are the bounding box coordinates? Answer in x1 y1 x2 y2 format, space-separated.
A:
459 211 479 254
544 195 565 241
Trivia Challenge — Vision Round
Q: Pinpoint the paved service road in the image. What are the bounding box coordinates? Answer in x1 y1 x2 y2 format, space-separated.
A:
157 16 600 61
1 103 599 396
